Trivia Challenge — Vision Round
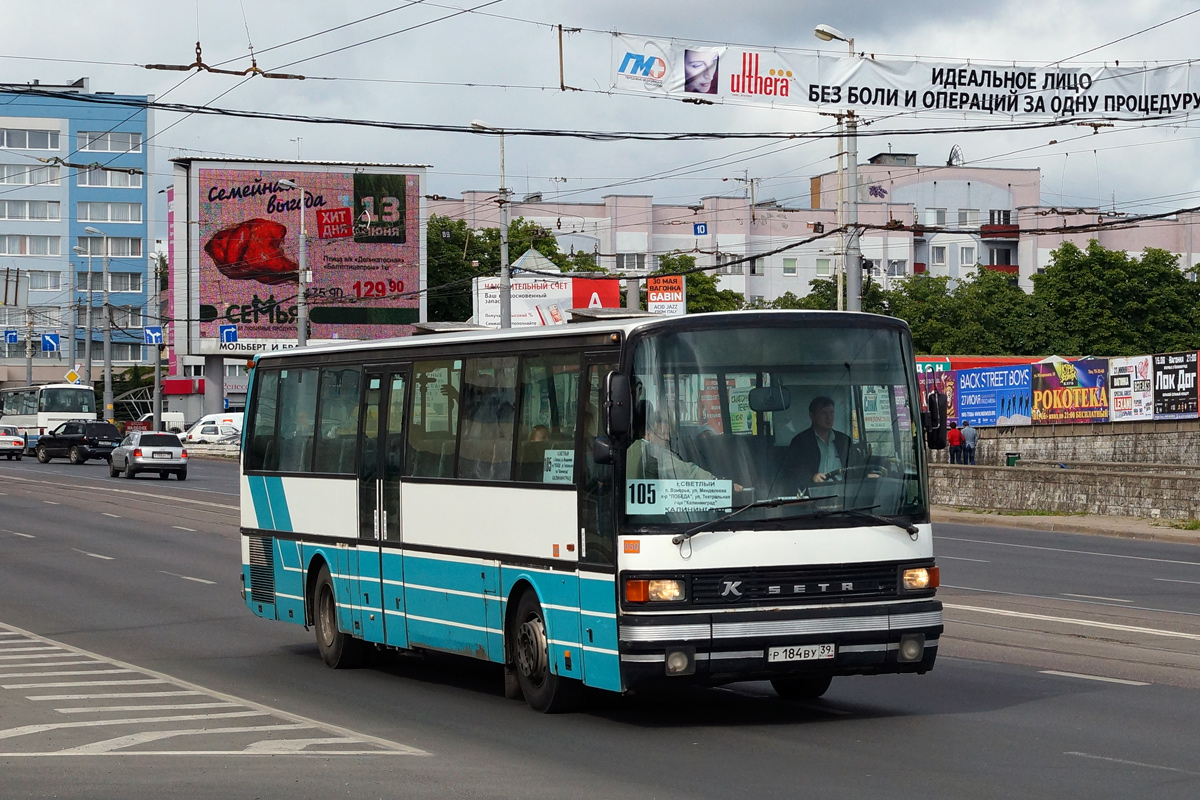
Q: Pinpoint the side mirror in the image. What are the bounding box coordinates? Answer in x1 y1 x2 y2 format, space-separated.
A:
592 434 614 465
604 371 632 439
925 391 948 450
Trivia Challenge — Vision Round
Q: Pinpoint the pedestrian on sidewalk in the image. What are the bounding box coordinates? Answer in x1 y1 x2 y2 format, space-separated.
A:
961 420 978 465
947 421 964 464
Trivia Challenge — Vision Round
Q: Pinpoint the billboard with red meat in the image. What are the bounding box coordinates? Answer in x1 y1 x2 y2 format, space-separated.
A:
195 166 423 345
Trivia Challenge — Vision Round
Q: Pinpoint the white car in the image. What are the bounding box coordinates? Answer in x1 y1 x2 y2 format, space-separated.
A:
185 423 240 444
0 425 24 460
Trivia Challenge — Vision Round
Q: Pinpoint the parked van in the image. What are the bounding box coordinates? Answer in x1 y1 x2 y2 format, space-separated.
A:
137 412 186 433
184 413 243 444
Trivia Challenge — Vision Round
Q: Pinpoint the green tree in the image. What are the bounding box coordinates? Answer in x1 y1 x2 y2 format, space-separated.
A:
770 277 887 314
941 267 1041 355
885 274 958 354
651 252 743 313
1033 240 1200 356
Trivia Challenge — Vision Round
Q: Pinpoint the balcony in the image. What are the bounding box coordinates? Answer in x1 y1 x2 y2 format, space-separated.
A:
983 263 1019 275
980 224 1019 240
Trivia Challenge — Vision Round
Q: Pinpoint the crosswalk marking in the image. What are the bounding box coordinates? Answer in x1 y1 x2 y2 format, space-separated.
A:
55 702 242 714
3 679 168 689
29 691 205 701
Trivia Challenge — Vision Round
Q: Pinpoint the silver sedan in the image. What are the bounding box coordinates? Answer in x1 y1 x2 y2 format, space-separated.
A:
109 431 189 480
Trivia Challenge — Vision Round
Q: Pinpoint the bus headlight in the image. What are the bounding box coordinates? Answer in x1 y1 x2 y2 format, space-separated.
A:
902 566 939 591
625 579 687 603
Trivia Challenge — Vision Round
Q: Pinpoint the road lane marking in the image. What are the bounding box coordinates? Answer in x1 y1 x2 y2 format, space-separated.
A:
172 526 197 532
0 711 270 740
1066 752 1200 776
0 669 134 679
939 556 991 563
943 584 1200 619
1061 593 1132 603
4 531 35 538
71 548 113 561
30 691 205 700
2 679 168 689
53 724 313 755
55 702 242 713
44 501 60 505
1155 577 1200 586
1040 671 1149 686
159 571 216 585
102 513 120 518
0 473 237 509
944 603 1200 641
937 536 1200 567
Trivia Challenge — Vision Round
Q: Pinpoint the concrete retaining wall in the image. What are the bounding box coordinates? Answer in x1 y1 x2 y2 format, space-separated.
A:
935 419 1200 467
930 464 1200 521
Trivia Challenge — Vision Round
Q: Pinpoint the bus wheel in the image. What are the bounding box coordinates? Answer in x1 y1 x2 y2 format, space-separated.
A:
512 590 581 713
770 674 833 700
313 564 364 669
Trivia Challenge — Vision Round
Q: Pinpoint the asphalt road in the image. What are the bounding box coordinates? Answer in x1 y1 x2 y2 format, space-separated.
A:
2 456 1199 799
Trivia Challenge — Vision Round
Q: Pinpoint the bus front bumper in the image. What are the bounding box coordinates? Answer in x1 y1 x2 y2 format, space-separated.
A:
617 599 942 690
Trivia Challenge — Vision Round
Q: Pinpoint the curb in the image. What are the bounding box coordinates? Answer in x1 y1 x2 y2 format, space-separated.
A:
932 507 1200 546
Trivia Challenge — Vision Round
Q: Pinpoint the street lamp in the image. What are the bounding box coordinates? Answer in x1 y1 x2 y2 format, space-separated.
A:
72 245 94 385
83 226 113 422
815 24 862 312
276 179 309 346
471 119 510 328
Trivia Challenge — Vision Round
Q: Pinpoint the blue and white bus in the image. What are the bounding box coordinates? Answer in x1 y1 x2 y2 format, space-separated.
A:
240 310 943 711
0 383 98 452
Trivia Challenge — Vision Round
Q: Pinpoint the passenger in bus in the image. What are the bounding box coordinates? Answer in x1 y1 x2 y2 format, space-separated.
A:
528 424 550 443
627 401 742 490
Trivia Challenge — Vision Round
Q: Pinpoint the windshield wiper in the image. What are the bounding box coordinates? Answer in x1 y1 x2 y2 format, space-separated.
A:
808 504 920 538
672 495 817 545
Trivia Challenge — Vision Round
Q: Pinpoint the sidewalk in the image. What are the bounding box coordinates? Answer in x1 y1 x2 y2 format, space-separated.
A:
932 505 1200 546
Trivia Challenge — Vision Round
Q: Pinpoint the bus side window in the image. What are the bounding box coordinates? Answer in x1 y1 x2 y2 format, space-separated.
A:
406 360 461 478
457 356 518 481
516 353 581 483
246 369 280 471
276 368 318 473
313 367 361 474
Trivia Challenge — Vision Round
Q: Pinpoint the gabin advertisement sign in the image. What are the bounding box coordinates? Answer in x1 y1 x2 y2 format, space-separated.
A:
197 168 421 343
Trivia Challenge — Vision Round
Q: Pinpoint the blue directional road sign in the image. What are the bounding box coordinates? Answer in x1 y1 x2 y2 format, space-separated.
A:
219 325 238 343
3 330 17 344
693 222 709 236
41 333 60 352
224 397 230 410
143 325 164 344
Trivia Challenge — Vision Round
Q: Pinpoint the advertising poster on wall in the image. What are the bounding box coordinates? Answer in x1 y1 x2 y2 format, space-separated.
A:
196 167 422 345
1032 358 1110 424
956 365 1032 427
1108 355 1154 422
918 370 957 423
472 276 620 328
1152 351 1199 420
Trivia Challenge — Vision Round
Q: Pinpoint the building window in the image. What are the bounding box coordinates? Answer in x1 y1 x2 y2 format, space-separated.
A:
78 202 142 223
1 129 60 150
887 259 907 277
225 363 247 378
931 246 947 266
957 208 980 227
76 272 104 291
990 247 1013 266
27 271 62 291
111 306 143 327
782 257 797 276
78 167 143 188
109 272 143 292
77 237 143 257
816 258 832 277
615 253 646 271
0 235 60 256
0 164 59 185
0 200 60 221
749 258 764 276
78 131 142 153
989 209 1012 225
924 208 947 226
110 343 144 362
715 253 742 275
960 246 976 266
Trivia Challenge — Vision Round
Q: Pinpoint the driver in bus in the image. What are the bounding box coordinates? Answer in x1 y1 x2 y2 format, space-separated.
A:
779 395 875 489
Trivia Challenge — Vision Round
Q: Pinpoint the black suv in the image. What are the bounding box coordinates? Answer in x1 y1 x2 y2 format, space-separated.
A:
35 420 122 464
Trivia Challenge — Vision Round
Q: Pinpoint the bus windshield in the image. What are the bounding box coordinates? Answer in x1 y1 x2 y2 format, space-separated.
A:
624 322 926 530
39 387 96 414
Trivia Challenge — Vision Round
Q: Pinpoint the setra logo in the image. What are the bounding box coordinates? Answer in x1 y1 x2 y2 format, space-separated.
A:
618 52 667 81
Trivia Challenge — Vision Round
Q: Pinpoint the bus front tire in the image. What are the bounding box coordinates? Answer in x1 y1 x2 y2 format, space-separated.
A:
511 590 581 713
313 565 364 669
771 674 833 700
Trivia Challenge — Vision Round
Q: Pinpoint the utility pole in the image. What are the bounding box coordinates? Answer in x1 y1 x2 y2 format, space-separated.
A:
25 306 33 385
85 227 114 423
471 120 510 327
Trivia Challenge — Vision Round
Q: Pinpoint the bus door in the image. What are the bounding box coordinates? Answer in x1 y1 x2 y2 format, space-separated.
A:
577 357 622 691
357 365 410 648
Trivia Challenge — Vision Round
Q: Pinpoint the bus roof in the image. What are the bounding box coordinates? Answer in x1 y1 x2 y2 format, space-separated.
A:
251 310 910 364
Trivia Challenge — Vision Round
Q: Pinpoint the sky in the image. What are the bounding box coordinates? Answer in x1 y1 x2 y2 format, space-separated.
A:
4 0 1200 237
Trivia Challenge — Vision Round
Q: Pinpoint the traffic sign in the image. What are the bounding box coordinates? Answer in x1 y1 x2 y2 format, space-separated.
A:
223 397 230 410
693 223 709 236
3 330 16 344
219 325 238 343
64 369 81 384
41 333 60 352
143 325 164 344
